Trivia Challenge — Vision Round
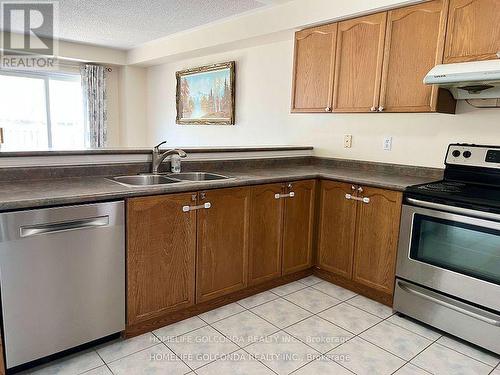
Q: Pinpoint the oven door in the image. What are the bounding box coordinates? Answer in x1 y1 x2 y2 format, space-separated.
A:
396 200 500 312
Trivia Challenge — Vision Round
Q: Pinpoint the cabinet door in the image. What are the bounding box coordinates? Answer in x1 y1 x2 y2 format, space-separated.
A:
282 180 316 275
352 187 403 294
127 193 197 324
333 13 387 112
291 24 337 113
444 0 500 62
380 0 449 112
196 187 250 303
248 184 284 286
317 181 357 278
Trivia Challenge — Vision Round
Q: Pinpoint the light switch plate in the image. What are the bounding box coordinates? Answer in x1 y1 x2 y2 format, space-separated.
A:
383 136 392 151
344 135 352 148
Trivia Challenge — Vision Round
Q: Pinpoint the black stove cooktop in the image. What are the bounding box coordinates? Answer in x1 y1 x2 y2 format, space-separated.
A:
417 181 467 193
406 180 500 210
405 144 500 212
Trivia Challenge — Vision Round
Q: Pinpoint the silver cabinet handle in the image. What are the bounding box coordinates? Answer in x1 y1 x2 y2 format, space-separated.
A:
378 106 385 112
345 194 370 204
182 202 211 212
496 51 500 58
20 216 109 237
397 281 500 327
325 107 331 112
370 106 377 112
275 192 295 199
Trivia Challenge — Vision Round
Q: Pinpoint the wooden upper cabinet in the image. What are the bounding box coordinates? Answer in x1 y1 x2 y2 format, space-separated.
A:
352 187 403 294
127 193 197 325
333 13 387 112
291 24 337 113
248 184 284 286
380 0 450 112
196 187 250 303
444 0 500 62
282 180 316 275
317 181 357 279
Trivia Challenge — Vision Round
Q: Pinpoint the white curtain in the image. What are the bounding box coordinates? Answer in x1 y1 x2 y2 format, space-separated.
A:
81 64 107 148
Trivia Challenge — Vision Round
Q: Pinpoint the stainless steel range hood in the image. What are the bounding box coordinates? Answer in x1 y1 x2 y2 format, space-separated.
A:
424 59 500 99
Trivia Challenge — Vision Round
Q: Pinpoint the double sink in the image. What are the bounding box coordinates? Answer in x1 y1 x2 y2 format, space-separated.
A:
112 172 232 187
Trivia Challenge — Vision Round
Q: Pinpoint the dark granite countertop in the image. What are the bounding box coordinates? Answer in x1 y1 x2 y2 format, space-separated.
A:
0 145 313 157
0 165 439 211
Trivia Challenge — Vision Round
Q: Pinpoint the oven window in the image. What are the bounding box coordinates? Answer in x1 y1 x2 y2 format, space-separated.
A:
410 214 500 285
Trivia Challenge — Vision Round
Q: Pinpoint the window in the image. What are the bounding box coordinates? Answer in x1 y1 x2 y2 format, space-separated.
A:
0 71 85 151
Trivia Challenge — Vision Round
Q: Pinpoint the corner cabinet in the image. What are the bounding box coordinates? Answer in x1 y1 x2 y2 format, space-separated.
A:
127 193 197 325
317 181 402 301
196 187 250 303
282 180 316 274
291 24 337 113
317 181 357 279
248 183 284 285
248 180 316 284
444 0 500 63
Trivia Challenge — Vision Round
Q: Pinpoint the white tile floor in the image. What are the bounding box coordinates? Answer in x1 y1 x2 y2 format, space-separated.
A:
23 276 500 375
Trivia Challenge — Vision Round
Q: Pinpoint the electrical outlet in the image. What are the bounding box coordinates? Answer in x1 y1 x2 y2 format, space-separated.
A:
344 135 352 148
383 136 393 151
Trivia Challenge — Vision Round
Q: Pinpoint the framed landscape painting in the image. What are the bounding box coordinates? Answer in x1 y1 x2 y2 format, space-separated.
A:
176 61 235 125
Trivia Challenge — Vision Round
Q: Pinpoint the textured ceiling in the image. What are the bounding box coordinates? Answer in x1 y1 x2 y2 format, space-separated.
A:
4 0 275 49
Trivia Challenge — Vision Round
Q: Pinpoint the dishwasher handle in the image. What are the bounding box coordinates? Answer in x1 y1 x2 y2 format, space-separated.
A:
20 216 110 238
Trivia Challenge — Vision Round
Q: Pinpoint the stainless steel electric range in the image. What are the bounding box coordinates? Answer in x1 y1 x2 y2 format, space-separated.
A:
394 143 500 355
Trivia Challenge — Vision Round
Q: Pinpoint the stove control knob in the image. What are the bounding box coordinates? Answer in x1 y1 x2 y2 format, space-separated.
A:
463 151 472 158
452 150 461 157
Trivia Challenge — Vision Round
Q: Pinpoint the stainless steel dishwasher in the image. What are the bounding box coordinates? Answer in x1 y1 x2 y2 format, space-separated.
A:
0 201 125 369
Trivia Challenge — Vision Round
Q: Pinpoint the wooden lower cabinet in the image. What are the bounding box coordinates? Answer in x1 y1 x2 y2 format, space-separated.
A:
248 184 284 285
282 180 316 275
317 181 357 278
125 179 403 335
127 193 197 325
316 181 403 301
352 186 403 294
249 180 317 282
196 187 251 303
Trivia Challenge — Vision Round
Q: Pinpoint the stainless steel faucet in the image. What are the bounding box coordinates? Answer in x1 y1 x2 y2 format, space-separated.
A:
151 141 187 174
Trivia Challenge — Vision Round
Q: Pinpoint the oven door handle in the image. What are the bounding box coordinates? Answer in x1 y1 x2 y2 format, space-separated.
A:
397 281 500 327
406 198 500 222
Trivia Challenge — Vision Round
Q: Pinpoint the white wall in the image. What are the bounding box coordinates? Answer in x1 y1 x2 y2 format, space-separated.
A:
105 67 121 147
147 38 500 168
119 66 148 147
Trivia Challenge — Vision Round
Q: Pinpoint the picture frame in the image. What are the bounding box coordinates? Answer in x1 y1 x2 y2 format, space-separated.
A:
176 61 235 125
